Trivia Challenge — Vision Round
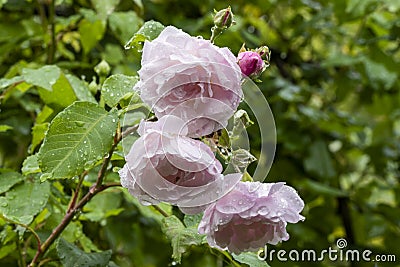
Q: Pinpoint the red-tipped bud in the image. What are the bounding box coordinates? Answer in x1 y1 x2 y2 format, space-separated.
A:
237 51 265 77
214 6 234 29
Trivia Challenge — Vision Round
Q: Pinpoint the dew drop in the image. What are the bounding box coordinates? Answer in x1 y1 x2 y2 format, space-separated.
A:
40 173 52 181
75 121 85 127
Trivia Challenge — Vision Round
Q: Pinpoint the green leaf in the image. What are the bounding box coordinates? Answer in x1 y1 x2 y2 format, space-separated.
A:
161 215 205 263
108 11 143 45
0 243 16 260
122 190 172 222
0 172 24 194
22 66 78 109
0 0 8 9
183 213 203 228
0 125 13 132
79 19 106 54
233 252 270 267
362 57 398 90
131 0 143 9
82 191 123 222
302 180 347 197
218 128 230 147
101 74 139 107
22 154 41 176
91 0 120 21
0 76 23 90
36 105 54 124
57 238 112 267
30 123 49 153
346 0 378 17
124 20 165 50
66 74 97 104
38 101 118 180
304 140 336 179
22 65 60 91
0 178 50 225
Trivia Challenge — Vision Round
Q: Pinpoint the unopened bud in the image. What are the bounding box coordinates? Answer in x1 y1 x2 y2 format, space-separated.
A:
237 51 265 77
94 60 110 77
88 76 98 94
214 6 234 29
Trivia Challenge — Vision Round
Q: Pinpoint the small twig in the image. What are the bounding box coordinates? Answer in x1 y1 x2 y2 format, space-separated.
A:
67 172 86 213
151 205 169 218
0 214 42 253
100 182 122 190
0 81 24 100
38 257 58 267
121 124 139 139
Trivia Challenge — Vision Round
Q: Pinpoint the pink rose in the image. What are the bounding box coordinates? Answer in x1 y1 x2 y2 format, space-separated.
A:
135 26 243 137
198 181 305 254
119 115 242 213
237 51 265 77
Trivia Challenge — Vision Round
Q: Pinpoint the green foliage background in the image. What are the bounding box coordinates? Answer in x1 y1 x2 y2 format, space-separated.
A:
0 0 399 266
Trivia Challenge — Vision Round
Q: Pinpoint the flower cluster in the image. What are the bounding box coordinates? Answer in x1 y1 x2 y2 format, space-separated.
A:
119 25 304 254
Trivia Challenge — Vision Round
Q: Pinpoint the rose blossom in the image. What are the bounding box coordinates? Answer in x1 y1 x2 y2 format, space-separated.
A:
237 51 265 77
135 26 243 137
119 115 242 213
198 181 305 254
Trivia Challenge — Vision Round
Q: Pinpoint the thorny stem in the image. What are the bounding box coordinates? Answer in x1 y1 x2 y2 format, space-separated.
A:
28 121 146 266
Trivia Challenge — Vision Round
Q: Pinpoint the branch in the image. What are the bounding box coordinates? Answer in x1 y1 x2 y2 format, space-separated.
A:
67 171 86 213
28 132 120 267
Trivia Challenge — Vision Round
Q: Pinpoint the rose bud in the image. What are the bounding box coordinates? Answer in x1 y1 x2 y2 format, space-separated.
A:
237 51 265 78
214 6 234 29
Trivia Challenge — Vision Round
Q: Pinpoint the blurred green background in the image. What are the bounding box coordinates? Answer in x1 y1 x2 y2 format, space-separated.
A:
1 0 399 266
